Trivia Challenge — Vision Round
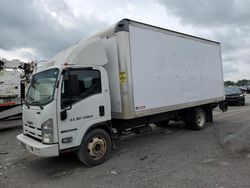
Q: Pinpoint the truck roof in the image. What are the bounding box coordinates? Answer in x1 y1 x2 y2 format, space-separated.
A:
115 19 220 45
44 18 220 70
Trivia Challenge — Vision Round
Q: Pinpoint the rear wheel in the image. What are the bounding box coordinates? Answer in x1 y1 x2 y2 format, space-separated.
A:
238 99 245 106
77 129 111 166
185 108 206 130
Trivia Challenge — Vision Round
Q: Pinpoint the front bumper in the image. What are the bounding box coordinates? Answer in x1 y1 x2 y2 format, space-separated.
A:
225 96 244 103
17 134 59 157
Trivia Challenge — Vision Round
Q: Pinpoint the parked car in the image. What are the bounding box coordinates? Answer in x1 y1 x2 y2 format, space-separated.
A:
246 86 250 94
239 86 247 93
225 86 245 106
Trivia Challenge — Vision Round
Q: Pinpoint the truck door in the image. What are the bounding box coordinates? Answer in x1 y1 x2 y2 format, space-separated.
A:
57 68 109 150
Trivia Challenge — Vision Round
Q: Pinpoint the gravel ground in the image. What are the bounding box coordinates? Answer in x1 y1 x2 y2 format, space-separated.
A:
0 95 250 188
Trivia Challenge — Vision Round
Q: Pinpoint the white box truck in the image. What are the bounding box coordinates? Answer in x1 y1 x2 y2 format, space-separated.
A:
17 19 227 166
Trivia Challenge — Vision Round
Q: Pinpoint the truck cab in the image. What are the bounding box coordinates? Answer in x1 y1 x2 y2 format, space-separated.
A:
17 38 113 166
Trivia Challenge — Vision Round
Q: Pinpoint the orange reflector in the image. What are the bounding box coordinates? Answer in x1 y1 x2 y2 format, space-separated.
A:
0 102 16 106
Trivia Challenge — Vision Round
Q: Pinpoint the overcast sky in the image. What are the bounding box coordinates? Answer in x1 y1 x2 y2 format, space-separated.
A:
0 0 250 81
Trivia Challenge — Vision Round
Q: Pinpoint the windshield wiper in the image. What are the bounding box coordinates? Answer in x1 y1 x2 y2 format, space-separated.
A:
31 101 44 110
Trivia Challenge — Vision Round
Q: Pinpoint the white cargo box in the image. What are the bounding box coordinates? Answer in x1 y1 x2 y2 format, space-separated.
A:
102 19 224 119
47 19 224 120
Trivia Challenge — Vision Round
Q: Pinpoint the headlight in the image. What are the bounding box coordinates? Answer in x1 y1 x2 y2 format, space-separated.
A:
41 118 54 144
240 94 244 97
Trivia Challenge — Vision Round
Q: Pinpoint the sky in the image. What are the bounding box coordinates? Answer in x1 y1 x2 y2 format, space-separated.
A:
0 0 250 81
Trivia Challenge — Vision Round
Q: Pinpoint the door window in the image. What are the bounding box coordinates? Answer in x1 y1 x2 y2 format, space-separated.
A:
61 69 101 108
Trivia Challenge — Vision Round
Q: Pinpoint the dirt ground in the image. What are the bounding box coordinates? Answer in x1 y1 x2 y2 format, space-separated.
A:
1 95 250 188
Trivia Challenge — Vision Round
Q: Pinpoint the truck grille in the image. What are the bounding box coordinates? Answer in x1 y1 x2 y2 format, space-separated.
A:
24 123 42 142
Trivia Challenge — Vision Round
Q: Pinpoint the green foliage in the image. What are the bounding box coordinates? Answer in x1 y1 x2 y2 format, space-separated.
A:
236 79 250 86
224 79 250 87
224 81 235 87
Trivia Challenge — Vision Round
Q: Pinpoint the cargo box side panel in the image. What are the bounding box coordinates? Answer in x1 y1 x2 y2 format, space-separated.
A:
103 36 122 113
129 25 224 112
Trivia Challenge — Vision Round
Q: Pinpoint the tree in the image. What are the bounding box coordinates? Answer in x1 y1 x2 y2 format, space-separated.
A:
236 79 250 86
224 81 235 87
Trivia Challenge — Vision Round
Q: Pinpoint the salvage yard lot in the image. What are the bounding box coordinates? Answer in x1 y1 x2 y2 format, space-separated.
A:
1 95 250 188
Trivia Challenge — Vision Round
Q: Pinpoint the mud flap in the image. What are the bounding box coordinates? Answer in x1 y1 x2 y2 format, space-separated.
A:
219 101 228 112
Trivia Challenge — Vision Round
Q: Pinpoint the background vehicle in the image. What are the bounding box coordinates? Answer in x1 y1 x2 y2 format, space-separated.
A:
0 58 36 120
17 19 227 166
225 86 245 106
0 59 23 110
246 86 250 94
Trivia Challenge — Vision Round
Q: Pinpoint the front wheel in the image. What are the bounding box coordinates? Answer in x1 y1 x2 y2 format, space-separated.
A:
77 129 111 166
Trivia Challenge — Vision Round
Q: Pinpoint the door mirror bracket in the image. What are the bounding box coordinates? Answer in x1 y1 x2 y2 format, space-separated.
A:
60 105 72 121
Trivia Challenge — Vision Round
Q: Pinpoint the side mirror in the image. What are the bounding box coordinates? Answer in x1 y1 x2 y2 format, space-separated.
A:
60 71 78 121
61 110 67 121
60 105 72 121
20 81 25 104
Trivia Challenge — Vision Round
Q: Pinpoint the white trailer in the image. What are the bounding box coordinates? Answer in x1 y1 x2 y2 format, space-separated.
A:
0 58 35 119
0 59 23 108
17 19 227 166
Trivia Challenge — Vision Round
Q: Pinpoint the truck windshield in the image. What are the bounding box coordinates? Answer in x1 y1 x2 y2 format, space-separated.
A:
26 68 59 106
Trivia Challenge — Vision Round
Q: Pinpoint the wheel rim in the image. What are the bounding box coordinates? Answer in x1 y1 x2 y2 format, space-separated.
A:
196 111 205 127
87 136 107 160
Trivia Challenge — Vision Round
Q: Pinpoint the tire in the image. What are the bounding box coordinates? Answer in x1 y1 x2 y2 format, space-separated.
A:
77 129 111 166
185 108 206 130
239 99 245 106
155 120 170 127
